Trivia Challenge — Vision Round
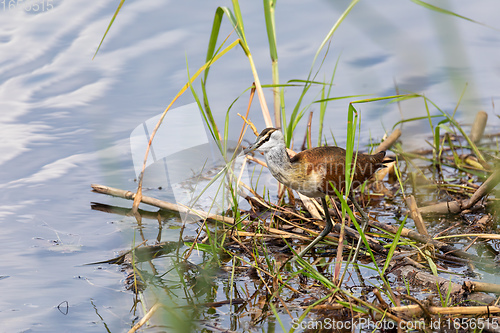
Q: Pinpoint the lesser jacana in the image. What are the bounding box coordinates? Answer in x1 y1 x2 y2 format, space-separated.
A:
244 128 388 258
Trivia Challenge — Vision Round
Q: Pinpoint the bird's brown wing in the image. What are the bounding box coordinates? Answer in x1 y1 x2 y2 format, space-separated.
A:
290 147 386 195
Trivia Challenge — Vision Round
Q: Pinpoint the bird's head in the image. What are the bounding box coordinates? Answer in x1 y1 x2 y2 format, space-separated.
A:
244 128 284 154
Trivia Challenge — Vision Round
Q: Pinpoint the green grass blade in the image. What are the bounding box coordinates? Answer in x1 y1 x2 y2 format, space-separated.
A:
318 54 339 146
259 83 302 88
310 0 359 68
433 122 440 160
284 0 359 146
230 0 247 45
382 215 407 274
448 115 486 164
411 0 496 29
420 95 487 163
263 0 280 128
288 79 335 85
263 0 277 62
268 303 286 332
425 249 438 276
205 8 224 62
216 3 272 126
318 83 326 146
392 114 442 129
93 0 125 59
186 57 222 152
288 294 332 333
313 94 370 104
351 94 420 104
203 8 225 80
345 103 357 195
424 95 434 133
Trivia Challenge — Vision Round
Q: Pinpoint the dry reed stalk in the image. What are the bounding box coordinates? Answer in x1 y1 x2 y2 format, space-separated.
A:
470 110 488 143
232 230 312 241
369 219 479 261
419 169 500 215
406 195 429 236
93 184 325 251
391 264 462 294
374 130 400 188
127 303 161 333
91 184 235 224
298 193 323 219
392 304 500 316
376 128 401 153
463 281 500 294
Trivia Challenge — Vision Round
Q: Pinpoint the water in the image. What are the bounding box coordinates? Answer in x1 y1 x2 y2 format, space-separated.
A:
1 0 500 331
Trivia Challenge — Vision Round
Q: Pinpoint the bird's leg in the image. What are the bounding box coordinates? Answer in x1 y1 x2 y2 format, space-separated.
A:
296 197 334 259
350 192 369 224
349 192 369 263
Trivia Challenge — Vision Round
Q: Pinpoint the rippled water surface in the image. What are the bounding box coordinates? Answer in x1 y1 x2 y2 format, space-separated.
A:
1 0 500 331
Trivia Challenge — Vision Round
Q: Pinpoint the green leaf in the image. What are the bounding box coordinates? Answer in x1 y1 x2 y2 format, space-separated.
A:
425 249 438 276
382 215 407 274
93 0 125 59
411 0 495 29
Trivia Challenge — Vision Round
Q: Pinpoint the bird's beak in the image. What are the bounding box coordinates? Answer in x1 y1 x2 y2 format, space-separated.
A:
243 142 258 154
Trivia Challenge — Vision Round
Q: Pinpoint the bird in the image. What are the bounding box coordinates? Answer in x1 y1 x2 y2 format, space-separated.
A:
244 127 389 259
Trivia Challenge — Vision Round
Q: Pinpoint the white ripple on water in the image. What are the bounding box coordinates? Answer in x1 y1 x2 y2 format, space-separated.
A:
0 152 93 188
0 0 186 185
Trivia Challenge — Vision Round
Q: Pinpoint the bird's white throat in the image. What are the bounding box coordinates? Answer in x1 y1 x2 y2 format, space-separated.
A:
264 144 293 186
